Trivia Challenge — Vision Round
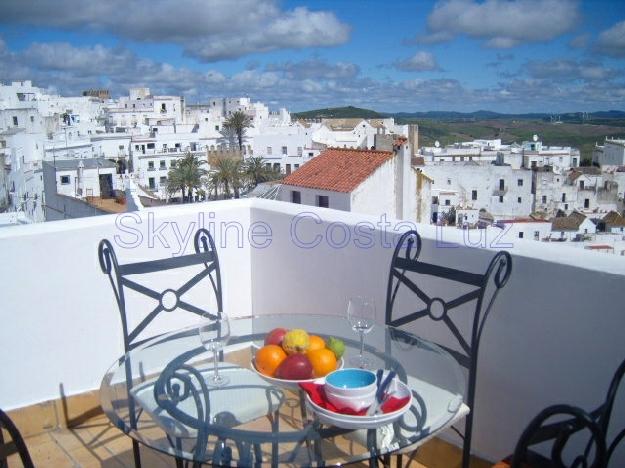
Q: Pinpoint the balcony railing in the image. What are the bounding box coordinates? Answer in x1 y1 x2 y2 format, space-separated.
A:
0 199 623 465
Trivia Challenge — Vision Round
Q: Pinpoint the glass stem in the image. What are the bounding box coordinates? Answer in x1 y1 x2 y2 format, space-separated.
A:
359 331 365 358
213 346 219 380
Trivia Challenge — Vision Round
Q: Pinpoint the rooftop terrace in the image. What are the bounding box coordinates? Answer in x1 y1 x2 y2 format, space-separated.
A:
0 198 623 466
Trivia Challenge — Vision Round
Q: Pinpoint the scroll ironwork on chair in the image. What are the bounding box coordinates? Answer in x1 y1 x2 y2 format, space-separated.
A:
508 357 625 468
98 228 223 468
385 230 512 468
0 408 34 468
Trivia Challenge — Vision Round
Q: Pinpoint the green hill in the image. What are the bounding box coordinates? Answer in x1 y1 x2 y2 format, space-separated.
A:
292 106 383 120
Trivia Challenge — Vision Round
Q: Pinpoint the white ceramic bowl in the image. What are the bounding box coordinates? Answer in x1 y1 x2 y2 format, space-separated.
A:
325 388 376 412
324 368 377 397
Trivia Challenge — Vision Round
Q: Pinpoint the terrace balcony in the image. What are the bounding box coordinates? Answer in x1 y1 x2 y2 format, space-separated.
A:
0 198 623 466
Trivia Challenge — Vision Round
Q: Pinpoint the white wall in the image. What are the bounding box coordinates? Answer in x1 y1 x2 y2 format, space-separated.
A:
351 158 397 218
0 200 253 410
279 185 351 211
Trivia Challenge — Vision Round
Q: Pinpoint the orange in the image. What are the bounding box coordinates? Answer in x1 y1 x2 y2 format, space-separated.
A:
255 345 287 377
308 335 326 352
307 348 337 378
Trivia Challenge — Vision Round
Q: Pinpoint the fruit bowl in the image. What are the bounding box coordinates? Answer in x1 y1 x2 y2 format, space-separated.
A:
251 358 344 390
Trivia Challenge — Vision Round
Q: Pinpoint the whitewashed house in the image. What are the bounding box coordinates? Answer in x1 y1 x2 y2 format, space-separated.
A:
279 143 417 221
550 211 596 240
52 158 119 198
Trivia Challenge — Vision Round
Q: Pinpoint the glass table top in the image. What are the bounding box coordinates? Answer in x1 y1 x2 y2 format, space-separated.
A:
100 314 466 466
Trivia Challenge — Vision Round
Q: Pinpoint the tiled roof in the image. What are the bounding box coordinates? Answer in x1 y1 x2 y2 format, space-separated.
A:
281 148 394 193
322 118 365 131
603 210 625 227
551 211 587 231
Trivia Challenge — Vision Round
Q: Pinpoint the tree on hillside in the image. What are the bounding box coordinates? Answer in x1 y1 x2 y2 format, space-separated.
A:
223 111 253 151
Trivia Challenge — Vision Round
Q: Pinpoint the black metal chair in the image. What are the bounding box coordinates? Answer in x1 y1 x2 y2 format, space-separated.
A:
508 357 625 468
386 230 512 468
0 408 34 468
98 228 223 468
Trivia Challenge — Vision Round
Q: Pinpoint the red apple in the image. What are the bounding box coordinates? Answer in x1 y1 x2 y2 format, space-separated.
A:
264 327 287 346
275 354 313 380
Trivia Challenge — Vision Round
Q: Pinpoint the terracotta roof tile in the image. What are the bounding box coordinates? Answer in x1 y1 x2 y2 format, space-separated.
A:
281 148 394 193
603 210 625 227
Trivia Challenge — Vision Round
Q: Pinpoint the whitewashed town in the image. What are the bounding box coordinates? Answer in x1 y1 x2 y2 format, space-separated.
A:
2 79 625 254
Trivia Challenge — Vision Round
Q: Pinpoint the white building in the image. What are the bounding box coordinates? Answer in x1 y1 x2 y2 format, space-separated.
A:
51 158 119 198
593 138 625 167
279 143 417 221
550 211 597 240
421 163 533 222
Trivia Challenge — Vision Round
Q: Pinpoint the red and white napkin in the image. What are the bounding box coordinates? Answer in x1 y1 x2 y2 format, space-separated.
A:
299 382 410 416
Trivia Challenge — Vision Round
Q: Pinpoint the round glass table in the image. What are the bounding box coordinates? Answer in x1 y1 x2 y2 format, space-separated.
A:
100 314 466 466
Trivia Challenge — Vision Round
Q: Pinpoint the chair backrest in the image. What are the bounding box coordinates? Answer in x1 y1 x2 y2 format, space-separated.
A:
512 357 625 468
386 230 512 372
98 228 222 352
0 408 34 468
511 405 607 468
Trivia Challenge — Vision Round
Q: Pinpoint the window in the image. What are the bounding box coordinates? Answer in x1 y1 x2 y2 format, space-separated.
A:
564 203 569 210
317 195 329 208
118 145 124 150
282 146 288 155
297 147 303 157
534 231 540 240
518 232 524 239
12 116 18 126
580 181 585 190
472 190 477 200
267 146 272 155
308 152 314 157
286 164 292 175
291 191 301 204
30 116 34 123
273 163 280 171
561 193 566 202
542 195 547 204
294 164 300 170
517 179 523 186
265 163 271 169
499 179 505 190
447 178 451 185
148 161 155 170
518 197 522 203
445 199 451 206
160 160 166 169
60 175 70 185
149 177 155 189
170 160 177 168
147 143 155 149
584 198 590 208
499 195 504 203
215 125 219 131
160 176 167 184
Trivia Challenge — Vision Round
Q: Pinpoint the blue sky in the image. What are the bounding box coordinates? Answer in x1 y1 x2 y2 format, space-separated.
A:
0 0 624 113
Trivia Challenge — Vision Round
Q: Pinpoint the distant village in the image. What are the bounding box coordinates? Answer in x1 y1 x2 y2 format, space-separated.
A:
2 80 625 254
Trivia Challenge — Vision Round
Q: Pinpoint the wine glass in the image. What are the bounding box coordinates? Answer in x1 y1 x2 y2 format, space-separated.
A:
347 297 376 369
198 314 230 387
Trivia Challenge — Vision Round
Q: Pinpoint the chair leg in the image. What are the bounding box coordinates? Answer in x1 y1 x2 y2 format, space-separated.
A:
175 457 184 468
461 412 474 468
132 439 142 468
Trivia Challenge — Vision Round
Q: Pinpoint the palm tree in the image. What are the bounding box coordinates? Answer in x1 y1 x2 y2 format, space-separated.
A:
213 157 243 198
166 152 207 203
223 111 252 151
244 156 282 190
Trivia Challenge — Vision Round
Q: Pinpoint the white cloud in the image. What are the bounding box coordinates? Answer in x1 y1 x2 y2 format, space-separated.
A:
524 59 618 81
420 0 580 48
0 0 350 62
266 58 360 80
596 20 625 57
2 38 625 113
394 52 441 72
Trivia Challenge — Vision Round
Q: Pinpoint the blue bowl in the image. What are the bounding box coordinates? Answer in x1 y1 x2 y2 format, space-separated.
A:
325 369 376 396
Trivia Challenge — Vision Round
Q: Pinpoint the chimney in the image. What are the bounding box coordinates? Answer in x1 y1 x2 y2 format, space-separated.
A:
408 124 419 156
